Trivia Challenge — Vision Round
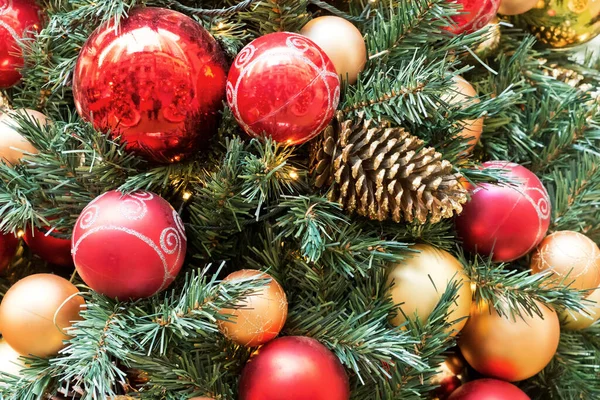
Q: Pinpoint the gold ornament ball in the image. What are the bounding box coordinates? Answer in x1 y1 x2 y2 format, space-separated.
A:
458 300 560 382
386 244 472 335
0 274 85 357
561 287 600 330
473 18 501 60
217 270 288 347
300 16 367 84
0 109 47 165
518 0 600 48
530 231 600 295
499 0 538 15
0 338 24 377
442 76 484 152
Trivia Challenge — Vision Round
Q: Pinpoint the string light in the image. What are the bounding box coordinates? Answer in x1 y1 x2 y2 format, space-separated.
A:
182 191 192 201
289 170 299 180
17 229 24 238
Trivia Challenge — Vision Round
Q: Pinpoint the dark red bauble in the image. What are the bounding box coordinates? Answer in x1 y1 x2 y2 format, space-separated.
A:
0 0 43 88
455 161 550 262
72 191 187 299
448 379 530 400
445 0 501 34
24 227 73 268
239 336 350 400
73 7 228 163
0 231 19 272
227 32 340 145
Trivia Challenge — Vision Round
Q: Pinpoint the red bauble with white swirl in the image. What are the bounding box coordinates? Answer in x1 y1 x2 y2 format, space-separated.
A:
445 0 501 34
455 161 551 262
227 32 340 145
0 231 18 272
72 191 187 299
72 7 228 163
0 0 44 88
239 336 349 400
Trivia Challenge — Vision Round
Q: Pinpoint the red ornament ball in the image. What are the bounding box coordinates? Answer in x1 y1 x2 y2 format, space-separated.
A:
0 231 19 272
455 161 550 262
0 0 43 88
73 7 228 163
445 0 501 34
227 32 340 145
72 191 187 299
24 227 73 268
239 336 349 400
448 379 530 400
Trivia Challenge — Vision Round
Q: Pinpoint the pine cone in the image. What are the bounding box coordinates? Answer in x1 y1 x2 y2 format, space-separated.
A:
310 112 468 224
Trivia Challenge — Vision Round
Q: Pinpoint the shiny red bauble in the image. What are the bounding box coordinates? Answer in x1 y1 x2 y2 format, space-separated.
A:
455 161 550 262
239 336 350 400
445 0 501 34
73 7 228 163
448 379 530 400
0 231 19 272
24 227 73 268
0 0 43 88
72 191 187 299
227 32 340 145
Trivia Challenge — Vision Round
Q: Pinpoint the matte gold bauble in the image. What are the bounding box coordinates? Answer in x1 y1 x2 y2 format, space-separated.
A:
0 338 24 377
300 16 366 84
386 244 472 335
0 274 85 357
0 109 47 164
498 0 538 15
517 0 600 48
443 76 484 152
217 270 288 347
458 300 560 382
473 18 501 59
530 231 600 295
561 287 600 330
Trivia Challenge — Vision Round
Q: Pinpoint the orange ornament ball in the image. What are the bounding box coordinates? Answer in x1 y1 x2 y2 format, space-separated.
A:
218 270 288 347
0 274 84 357
0 109 48 164
530 231 600 295
498 0 538 15
0 338 24 377
458 300 560 382
561 287 600 330
442 76 484 152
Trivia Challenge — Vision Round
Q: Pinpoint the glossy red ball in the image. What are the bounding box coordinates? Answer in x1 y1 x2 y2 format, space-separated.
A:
227 32 340 145
445 0 501 34
72 191 187 299
72 7 228 163
455 161 551 262
0 231 19 272
0 0 43 88
24 227 73 268
448 379 530 400
239 336 349 400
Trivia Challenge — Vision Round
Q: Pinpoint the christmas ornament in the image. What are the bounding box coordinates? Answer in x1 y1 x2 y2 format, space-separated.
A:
72 190 187 299
24 226 73 267
0 108 47 164
239 336 349 400
471 18 501 60
455 161 551 262
442 76 484 152
562 287 600 330
0 338 24 377
530 231 600 294
498 0 538 15
431 353 467 399
447 379 530 400
458 300 560 382
445 0 501 35
311 112 467 224
72 7 228 163
218 270 288 347
0 0 43 88
386 244 472 335
300 16 366 84
516 0 600 48
227 32 340 145
0 231 18 272
0 274 84 357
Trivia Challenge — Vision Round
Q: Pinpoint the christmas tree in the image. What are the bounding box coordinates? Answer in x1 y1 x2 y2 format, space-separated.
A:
1 0 600 399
